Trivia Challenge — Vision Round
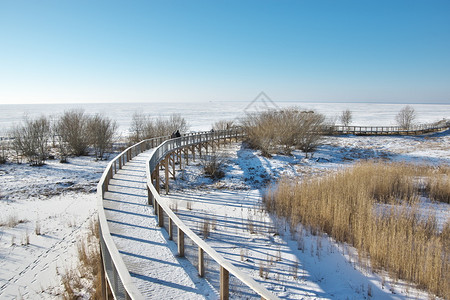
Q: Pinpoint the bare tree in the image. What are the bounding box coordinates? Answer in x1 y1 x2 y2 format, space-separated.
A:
340 109 352 126
129 112 148 144
88 114 118 160
128 113 189 143
296 112 326 158
212 120 234 131
56 109 90 156
10 116 51 166
396 105 416 130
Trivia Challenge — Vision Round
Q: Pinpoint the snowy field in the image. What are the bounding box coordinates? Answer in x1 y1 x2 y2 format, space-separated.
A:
0 158 108 298
0 101 449 299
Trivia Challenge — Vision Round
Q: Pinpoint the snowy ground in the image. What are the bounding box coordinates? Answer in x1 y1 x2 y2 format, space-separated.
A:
163 131 449 299
0 157 108 299
0 130 449 299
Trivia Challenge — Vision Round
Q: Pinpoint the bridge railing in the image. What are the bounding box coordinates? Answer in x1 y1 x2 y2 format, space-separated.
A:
97 136 170 300
146 128 279 300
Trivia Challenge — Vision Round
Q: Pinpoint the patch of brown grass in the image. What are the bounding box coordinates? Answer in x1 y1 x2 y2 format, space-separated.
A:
264 161 449 298
62 218 102 300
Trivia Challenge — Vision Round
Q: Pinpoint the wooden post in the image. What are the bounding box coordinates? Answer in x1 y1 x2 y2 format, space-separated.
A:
171 154 176 178
155 165 160 194
165 156 169 194
158 203 164 227
99 244 107 300
220 266 229 300
168 218 173 240
198 247 205 277
178 228 184 257
178 149 182 170
147 185 153 206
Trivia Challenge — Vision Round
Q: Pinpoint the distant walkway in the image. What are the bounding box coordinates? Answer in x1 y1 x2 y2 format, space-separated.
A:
102 151 213 299
330 120 449 136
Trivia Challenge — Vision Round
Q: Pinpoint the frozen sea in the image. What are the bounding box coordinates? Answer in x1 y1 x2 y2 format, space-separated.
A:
0 101 449 136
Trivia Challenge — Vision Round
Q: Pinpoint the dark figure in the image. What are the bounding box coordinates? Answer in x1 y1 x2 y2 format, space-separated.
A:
175 130 181 138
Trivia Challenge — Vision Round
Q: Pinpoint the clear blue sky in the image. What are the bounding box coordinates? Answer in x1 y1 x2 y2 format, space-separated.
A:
1 0 449 104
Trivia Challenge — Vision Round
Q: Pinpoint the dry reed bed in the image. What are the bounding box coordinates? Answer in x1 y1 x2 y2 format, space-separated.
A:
62 218 103 299
264 161 449 298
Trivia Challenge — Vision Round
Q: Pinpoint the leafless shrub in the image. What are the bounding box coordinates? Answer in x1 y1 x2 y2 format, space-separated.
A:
201 218 210 239
10 116 51 166
0 140 7 164
0 213 28 228
340 109 352 126
128 113 189 144
396 105 416 130
56 109 90 156
87 114 118 160
35 220 41 235
212 120 234 131
258 261 269 279
22 231 30 246
201 151 226 180
247 214 256 234
170 202 178 213
241 107 326 157
291 259 299 279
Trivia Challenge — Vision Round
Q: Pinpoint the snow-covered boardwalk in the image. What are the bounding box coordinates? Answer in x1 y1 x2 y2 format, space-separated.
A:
102 151 212 299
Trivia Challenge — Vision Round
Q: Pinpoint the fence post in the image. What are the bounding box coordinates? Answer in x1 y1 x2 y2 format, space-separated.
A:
147 185 153 206
158 203 164 227
165 156 169 194
168 218 173 240
220 266 229 300
198 247 205 277
178 228 184 257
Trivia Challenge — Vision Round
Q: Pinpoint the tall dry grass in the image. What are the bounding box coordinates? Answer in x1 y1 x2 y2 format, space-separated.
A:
62 218 103 299
264 161 449 298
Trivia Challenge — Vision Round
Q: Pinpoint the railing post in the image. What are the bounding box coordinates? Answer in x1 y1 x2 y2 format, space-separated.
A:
178 228 184 257
165 156 169 194
155 165 160 194
220 266 229 300
147 184 153 206
158 203 164 227
198 247 205 277
168 218 173 240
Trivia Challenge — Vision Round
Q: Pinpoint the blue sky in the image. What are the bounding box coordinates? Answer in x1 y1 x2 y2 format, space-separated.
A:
0 0 449 104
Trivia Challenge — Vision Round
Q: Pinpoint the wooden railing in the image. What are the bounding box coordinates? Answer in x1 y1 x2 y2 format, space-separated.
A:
146 128 278 300
97 136 170 299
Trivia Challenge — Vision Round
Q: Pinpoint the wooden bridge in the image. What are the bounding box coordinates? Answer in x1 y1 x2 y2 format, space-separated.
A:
329 120 449 136
97 129 278 300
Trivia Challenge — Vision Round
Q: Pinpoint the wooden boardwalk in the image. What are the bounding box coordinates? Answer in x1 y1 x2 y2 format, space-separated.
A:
102 151 213 299
330 121 449 136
